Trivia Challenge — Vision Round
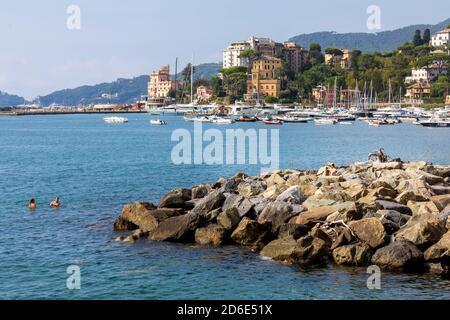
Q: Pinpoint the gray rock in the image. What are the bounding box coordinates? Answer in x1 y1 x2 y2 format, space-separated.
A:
150 212 205 242
371 241 424 271
191 190 225 215
275 186 306 204
158 188 192 209
277 223 309 239
230 217 271 250
258 201 304 233
217 208 240 230
333 243 373 266
376 200 412 215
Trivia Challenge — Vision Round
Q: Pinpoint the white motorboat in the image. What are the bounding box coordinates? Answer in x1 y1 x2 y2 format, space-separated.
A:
192 116 212 123
150 119 167 125
314 118 337 125
103 116 128 123
212 117 234 124
275 116 309 123
339 121 353 125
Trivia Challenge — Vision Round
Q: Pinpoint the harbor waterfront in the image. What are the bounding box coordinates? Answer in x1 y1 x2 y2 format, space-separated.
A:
1 113 450 299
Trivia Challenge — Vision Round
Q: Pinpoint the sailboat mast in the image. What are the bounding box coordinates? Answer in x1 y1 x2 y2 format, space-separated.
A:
190 55 194 104
175 57 178 103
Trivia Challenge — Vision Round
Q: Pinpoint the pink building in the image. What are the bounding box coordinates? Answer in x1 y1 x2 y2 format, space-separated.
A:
196 86 213 101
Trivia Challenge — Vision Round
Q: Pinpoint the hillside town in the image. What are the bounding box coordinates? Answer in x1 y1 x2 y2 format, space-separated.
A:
145 27 450 110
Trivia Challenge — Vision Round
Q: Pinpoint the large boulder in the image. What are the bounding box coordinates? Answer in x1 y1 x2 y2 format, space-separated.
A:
302 198 337 210
230 217 271 250
277 223 309 240
265 173 286 188
430 194 450 212
332 243 373 266
348 218 387 248
395 179 433 203
275 186 306 204
150 212 204 242
191 184 211 199
191 190 225 215
260 235 329 265
222 193 254 218
376 200 412 215
217 208 240 230
158 188 192 209
114 202 182 232
376 210 410 234
330 226 355 250
424 231 450 262
395 213 447 248
237 179 267 198
258 201 305 233
371 241 424 271
405 168 444 185
407 201 440 216
295 206 338 226
195 224 227 246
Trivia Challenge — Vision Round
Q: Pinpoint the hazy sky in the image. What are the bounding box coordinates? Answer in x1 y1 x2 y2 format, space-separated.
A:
1 0 449 99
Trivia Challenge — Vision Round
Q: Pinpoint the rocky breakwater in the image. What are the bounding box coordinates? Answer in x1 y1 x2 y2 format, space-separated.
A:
114 160 450 275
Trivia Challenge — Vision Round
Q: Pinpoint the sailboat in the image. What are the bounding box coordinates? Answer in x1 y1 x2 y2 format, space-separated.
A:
175 55 196 114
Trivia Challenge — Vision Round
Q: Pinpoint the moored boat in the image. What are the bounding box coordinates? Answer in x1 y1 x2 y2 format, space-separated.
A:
263 119 283 125
103 116 128 123
314 118 337 125
150 119 167 125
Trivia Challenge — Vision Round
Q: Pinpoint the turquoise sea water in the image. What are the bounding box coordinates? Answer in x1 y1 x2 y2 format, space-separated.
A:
0 113 450 299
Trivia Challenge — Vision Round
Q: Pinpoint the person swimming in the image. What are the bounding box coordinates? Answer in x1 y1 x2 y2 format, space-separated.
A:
50 197 61 207
29 198 36 209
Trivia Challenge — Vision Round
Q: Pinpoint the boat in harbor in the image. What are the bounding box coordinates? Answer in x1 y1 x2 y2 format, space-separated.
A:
236 115 258 122
339 121 353 125
150 119 167 125
419 118 450 127
103 116 128 123
262 119 283 125
314 118 337 125
275 115 309 123
212 117 234 124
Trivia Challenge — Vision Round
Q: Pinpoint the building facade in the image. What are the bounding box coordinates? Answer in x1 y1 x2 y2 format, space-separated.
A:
431 28 450 47
247 56 282 97
223 36 285 69
147 65 181 98
282 42 308 73
196 86 213 101
325 49 352 69
222 41 252 69
405 82 431 99
405 65 448 83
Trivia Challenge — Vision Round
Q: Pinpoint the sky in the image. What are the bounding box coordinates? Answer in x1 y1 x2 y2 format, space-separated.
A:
1 0 450 99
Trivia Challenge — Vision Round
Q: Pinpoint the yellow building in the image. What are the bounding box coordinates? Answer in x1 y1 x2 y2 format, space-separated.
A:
445 95 450 105
247 56 282 97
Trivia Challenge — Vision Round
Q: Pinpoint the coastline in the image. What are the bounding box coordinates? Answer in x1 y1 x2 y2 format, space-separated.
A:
114 159 450 275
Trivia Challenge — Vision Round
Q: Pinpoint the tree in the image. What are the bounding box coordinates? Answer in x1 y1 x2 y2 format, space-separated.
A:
239 49 262 72
423 29 431 44
309 43 324 66
413 29 422 46
325 48 343 56
210 76 225 97
219 67 248 97
350 50 362 71
264 96 279 104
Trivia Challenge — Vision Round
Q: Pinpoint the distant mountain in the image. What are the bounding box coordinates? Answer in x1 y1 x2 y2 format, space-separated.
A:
35 63 222 106
0 91 26 107
289 18 450 52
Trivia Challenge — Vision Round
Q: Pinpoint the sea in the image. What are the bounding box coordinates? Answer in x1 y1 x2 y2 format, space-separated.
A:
0 113 449 299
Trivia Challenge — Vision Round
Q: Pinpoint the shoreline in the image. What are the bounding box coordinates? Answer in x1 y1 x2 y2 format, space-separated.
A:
0 110 147 116
113 159 450 276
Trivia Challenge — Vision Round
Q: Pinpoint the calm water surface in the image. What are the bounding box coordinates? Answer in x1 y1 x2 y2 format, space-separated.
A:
0 113 449 299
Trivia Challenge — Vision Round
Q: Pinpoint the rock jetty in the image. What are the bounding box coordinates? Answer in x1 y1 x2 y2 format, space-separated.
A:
114 159 450 274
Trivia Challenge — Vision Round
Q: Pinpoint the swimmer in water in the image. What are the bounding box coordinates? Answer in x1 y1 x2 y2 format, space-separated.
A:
50 197 61 207
29 198 36 209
